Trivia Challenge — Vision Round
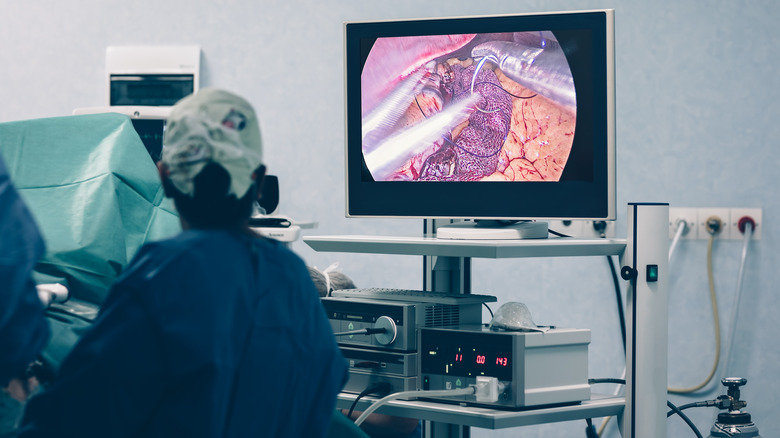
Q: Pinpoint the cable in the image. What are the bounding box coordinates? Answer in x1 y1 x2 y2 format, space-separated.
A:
483 302 494 319
585 417 599 438
666 400 717 417
668 233 721 394
591 379 705 438
606 256 626 353
591 237 626 436
547 228 570 238
589 378 626 385
595 369 627 436
594 221 734 433
587 223 625 354
590 378 626 436
545 228 625 355
666 400 704 438
722 222 752 379
669 219 687 262
353 387 475 427
347 382 393 420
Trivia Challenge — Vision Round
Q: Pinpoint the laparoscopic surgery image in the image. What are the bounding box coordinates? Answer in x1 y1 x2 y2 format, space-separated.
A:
361 31 576 182
0 89 350 438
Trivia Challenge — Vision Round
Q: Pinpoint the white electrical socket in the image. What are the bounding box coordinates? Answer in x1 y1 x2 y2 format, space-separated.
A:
669 207 698 240
727 208 762 240
697 208 731 239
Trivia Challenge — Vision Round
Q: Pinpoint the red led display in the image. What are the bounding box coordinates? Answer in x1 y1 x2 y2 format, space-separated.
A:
420 329 513 381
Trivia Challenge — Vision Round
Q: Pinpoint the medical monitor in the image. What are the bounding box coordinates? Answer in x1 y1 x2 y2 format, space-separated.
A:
344 10 616 235
73 106 170 162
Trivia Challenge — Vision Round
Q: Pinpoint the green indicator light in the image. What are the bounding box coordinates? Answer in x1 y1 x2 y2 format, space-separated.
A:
646 265 659 282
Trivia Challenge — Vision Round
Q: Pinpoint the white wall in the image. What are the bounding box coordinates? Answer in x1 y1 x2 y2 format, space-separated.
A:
2 1 779 436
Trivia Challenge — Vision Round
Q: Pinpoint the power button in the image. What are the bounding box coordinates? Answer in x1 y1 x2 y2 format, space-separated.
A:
646 264 659 282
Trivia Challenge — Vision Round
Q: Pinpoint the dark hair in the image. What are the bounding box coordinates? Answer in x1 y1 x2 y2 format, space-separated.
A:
164 162 257 229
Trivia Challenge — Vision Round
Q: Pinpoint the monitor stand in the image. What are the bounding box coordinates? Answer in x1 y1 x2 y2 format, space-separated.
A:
435 220 548 240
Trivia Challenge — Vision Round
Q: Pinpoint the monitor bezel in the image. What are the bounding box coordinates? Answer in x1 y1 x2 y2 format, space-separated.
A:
344 9 616 221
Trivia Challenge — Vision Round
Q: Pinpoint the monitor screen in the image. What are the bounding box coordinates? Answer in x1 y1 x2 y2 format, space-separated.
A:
130 118 166 162
344 9 615 222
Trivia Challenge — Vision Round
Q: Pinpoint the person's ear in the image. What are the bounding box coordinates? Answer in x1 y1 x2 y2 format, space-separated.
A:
157 162 174 198
253 165 267 202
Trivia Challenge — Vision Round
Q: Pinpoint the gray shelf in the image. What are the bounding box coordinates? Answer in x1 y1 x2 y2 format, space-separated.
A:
309 233 631 434
303 235 626 258
336 393 624 429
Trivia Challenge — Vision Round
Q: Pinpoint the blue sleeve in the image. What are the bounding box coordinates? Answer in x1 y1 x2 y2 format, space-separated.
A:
18 279 166 438
0 156 50 386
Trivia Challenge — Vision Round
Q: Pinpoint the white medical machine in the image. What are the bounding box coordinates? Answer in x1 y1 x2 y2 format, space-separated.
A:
73 45 201 162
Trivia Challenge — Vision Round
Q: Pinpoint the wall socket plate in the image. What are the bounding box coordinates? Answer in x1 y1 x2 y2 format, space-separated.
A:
669 207 762 240
669 207 698 239
697 208 731 239
728 208 762 240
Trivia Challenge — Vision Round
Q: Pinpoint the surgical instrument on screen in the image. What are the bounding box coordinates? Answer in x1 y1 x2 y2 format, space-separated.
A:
363 93 480 181
471 39 576 112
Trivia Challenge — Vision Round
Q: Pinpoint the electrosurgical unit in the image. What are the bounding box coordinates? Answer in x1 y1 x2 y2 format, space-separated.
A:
323 292 496 395
322 293 493 351
419 325 591 408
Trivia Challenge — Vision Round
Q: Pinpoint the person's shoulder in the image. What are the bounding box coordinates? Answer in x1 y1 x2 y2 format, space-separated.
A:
127 231 291 274
251 235 308 270
252 235 296 258
116 231 210 283
136 231 204 259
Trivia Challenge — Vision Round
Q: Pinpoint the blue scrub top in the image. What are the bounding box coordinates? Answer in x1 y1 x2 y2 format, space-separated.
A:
19 229 348 437
0 156 49 386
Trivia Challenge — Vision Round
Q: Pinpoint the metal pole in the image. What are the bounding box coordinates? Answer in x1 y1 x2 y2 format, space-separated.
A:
622 203 669 438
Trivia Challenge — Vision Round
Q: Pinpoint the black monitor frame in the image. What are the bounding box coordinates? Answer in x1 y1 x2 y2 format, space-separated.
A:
344 9 615 221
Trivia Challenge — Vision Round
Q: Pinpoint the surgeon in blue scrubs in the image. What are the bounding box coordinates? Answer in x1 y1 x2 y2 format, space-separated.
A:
19 88 348 437
0 154 50 431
